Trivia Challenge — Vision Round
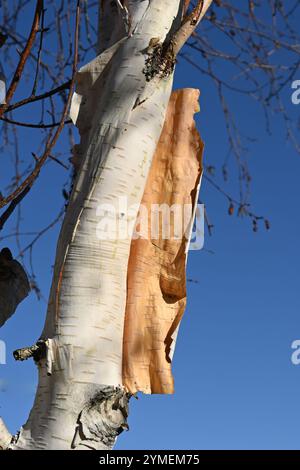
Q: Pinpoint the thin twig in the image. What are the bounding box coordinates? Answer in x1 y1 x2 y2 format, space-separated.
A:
1 116 72 128
5 80 71 112
31 7 46 96
18 207 64 257
0 185 31 231
0 0 44 118
0 1 81 210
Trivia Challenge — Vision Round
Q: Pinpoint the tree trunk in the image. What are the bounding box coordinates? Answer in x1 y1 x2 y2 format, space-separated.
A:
0 0 212 450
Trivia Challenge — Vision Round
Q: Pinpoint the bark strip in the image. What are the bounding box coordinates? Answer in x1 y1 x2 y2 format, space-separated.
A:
123 89 204 394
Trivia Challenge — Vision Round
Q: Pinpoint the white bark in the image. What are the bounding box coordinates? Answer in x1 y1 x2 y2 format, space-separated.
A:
4 0 212 450
0 418 12 450
10 0 184 450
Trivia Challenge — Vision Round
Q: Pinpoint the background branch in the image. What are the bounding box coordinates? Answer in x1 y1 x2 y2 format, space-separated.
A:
0 0 43 118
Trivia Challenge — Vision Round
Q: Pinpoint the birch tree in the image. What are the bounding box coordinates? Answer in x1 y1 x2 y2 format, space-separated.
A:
0 0 299 451
0 0 213 450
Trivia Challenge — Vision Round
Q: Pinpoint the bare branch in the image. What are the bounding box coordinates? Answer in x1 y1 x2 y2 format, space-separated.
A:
0 186 31 231
0 2 81 210
0 116 72 128
171 0 213 57
5 80 71 113
0 0 44 118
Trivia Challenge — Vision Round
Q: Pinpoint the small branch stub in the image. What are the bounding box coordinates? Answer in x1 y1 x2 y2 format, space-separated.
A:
13 340 46 362
143 1 214 82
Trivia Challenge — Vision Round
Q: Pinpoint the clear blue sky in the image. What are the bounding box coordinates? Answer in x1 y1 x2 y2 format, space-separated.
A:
1 2 300 450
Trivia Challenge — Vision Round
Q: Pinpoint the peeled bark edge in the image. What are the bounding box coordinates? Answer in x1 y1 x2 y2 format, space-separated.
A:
123 88 204 394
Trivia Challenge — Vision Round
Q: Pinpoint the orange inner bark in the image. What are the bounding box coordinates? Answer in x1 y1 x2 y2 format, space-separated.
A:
122 89 204 394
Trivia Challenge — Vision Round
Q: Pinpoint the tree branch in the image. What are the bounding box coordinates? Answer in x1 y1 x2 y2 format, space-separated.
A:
13 340 46 362
0 116 72 128
0 1 81 210
0 185 31 231
171 0 213 57
5 80 71 113
0 0 44 118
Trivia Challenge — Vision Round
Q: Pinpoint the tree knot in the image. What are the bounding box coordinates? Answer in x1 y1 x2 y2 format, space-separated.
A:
143 39 176 82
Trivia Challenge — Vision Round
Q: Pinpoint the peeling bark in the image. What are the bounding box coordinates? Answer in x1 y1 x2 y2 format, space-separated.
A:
6 0 212 450
123 89 203 394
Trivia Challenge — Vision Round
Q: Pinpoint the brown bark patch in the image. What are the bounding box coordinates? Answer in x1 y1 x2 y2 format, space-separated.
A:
122 89 204 394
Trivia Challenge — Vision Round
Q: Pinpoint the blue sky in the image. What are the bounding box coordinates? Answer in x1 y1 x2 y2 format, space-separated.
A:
0 2 300 450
